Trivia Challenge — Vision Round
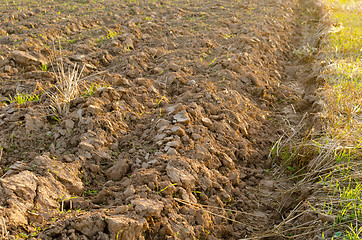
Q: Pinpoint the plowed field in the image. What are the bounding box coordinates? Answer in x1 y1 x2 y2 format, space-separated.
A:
0 0 324 239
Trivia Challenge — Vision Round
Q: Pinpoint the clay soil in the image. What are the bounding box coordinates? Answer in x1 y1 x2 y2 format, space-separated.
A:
0 0 324 239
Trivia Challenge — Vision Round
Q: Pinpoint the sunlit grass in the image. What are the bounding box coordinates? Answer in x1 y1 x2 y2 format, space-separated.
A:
6 93 39 105
326 0 362 57
272 0 362 239
323 0 362 144
310 0 362 239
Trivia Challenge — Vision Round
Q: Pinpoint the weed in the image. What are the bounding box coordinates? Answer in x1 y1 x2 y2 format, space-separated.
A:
18 233 29 239
223 33 234 39
7 93 39 105
84 189 99 196
82 83 109 97
116 229 124 239
208 56 216 66
67 39 76 44
49 58 84 117
107 30 119 39
40 63 48 72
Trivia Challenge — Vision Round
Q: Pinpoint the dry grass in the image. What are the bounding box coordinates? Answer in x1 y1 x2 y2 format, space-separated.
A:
39 42 85 118
1 217 8 239
271 0 362 239
49 58 84 117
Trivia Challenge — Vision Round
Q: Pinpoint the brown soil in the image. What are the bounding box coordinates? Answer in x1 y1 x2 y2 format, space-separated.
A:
0 0 324 239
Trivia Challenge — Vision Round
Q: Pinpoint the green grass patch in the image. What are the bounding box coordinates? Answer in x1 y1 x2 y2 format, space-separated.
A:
82 83 110 97
323 0 362 149
309 0 362 238
7 93 40 105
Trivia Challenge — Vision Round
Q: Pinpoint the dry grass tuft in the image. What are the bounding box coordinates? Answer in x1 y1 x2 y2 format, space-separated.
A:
39 42 85 118
49 58 84 117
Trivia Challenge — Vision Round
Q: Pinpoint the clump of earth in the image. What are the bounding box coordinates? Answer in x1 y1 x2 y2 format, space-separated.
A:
0 0 323 239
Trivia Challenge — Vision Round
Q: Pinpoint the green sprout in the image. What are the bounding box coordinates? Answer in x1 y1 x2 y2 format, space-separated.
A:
7 93 39 105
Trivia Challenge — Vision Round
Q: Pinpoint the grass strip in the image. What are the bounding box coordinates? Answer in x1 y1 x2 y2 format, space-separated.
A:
307 0 361 238
272 0 361 239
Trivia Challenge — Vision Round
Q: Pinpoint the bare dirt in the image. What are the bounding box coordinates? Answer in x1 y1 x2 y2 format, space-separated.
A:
0 0 325 239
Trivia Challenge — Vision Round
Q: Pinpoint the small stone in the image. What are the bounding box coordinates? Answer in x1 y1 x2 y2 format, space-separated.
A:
154 133 167 141
166 163 195 189
218 152 235 169
79 141 94 152
114 75 131 86
107 216 147 240
191 133 202 141
158 181 176 195
259 180 275 190
152 67 163 74
247 73 260 86
110 40 120 47
89 164 100 174
4 65 11 73
58 128 67 136
93 151 111 162
87 105 102 115
22 71 54 80
91 189 112 204
124 185 135 198
159 223 173 236
195 209 210 226
106 159 130 181
187 80 196 85
155 119 171 131
165 139 182 149
166 148 178 156
7 108 16 114
166 104 184 115
200 192 208 201
64 119 75 130
74 214 106 237
170 126 186 136
77 109 83 118
114 205 129 214
169 62 180 72
63 155 74 163
11 50 46 66
173 110 190 124
131 198 164 218
201 117 213 127
105 180 114 187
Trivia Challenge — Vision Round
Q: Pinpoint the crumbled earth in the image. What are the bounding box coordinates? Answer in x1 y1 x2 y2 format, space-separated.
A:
0 0 323 239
